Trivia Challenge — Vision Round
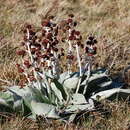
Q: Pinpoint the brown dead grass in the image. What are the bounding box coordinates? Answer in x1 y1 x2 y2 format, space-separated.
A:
0 101 130 130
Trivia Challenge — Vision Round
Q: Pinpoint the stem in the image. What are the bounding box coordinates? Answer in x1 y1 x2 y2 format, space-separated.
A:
26 29 40 89
47 60 52 76
76 44 82 76
67 29 73 75
68 63 71 75
68 40 72 52
40 68 51 94
75 44 82 93
21 59 31 84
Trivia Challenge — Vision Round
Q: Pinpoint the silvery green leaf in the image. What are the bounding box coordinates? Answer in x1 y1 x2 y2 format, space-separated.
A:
0 91 14 107
0 98 8 106
91 88 130 101
53 79 67 100
0 91 14 104
47 108 60 119
88 98 94 107
29 87 51 104
13 99 23 112
91 88 119 101
81 72 109 86
51 82 63 103
89 73 109 83
68 113 77 122
98 80 112 88
59 72 70 84
63 77 79 90
7 86 31 97
45 71 54 79
0 89 25 112
31 100 60 119
71 94 87 104
65 103 94 112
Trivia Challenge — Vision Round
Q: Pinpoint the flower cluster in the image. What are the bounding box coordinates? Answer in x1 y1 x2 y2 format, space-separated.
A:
16 16 63 84
85 35 97 56
16 14 98 86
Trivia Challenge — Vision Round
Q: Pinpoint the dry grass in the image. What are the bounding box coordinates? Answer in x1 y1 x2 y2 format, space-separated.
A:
0 101 130 130
1 0 130 129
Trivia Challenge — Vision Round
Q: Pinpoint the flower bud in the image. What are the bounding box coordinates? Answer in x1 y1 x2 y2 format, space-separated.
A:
80 44 84 49
46 33 53 39
71 29 75 35
42 39 49 44
85 47 89 53
67 19 73 24
29 30 36 36
73 21 77 27
53 47 58 52
25 24 32 29
41 20 50 27
61 48 64 52
77 41 81 46
68 14 74 18
18 67 24 73
66 26 71 30
31 48 36 54
16 50 26 56
29 76 36 82
75 31 80 35
16 64 20 68
24 60 31 68
88 36 94 41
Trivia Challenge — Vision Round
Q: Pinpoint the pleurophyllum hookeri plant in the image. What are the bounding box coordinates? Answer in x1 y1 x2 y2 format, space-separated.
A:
0 14 127 123
15 14 98 120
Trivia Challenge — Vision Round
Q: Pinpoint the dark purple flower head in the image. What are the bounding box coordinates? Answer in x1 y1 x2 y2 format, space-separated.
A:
71 29 75 35
25 24 32 29
61 48 64 52
42 39 49 46
86 36 97 45
53 47 58 52
41 20 51 27
16 50 26 56
66 26 71 30
29 30 36 36
18 67 24 73
46 33 53 39
69 36 74 40
42 29 46 36
88 36 94 41
67 55 74 60
67 18 73 24
75 31 80 36
24 60 31 68
73 21 77 27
